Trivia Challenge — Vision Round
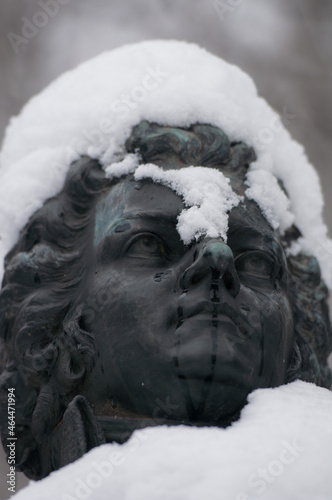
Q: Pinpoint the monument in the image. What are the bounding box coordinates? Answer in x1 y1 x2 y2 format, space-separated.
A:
0 41 331 483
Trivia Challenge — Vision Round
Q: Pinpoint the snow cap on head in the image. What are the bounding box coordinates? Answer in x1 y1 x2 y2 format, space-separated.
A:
0 40 331 286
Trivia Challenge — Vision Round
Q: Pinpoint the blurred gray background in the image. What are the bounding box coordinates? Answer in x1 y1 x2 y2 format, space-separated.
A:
0 0 331 498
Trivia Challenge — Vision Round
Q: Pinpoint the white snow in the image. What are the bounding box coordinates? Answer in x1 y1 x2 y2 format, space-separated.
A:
104 152 140 178
134 164 241 244
245 169 294 232
10 381 332 500
0 40 331 286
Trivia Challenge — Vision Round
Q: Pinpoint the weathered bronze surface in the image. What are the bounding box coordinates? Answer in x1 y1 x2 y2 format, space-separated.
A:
0 122 331 479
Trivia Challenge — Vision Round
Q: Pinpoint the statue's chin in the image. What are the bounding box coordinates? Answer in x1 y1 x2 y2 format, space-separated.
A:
96 384 248 445
169 379 250 425
92 377 250 428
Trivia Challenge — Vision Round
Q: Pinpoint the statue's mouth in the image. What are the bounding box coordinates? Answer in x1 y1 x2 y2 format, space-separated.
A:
171 296 260 416
183 300 235 319
176 299 251 340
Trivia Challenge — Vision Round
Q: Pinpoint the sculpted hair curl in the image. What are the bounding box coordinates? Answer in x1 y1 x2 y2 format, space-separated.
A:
0 157 111 478
0 123 331 479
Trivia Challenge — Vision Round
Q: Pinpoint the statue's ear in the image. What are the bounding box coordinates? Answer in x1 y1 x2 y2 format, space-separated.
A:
56 304 95 387
51 395 105 470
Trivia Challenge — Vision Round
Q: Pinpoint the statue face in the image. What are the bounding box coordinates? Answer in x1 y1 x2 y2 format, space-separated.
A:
82 175 294 423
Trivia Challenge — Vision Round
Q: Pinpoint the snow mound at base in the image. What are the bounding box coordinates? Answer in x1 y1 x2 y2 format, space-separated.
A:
11 381 332 500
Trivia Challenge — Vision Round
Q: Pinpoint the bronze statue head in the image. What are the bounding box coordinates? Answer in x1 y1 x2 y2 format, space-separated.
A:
0 122 331 479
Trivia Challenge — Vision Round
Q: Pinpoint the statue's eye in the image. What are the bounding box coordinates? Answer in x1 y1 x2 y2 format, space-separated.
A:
235 251 275 279
126 234 168 260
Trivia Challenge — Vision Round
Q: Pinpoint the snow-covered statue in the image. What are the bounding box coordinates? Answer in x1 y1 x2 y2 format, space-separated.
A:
0 41 331 484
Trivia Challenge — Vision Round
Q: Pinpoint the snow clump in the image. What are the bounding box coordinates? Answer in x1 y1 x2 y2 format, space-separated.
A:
133 164 241 244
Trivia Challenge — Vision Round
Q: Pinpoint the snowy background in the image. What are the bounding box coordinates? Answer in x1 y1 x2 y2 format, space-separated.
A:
0 1 332 498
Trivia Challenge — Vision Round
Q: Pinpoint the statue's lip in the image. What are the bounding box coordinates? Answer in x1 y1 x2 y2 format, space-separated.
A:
178 300 251 338
181 300 236 323
184 311 236 326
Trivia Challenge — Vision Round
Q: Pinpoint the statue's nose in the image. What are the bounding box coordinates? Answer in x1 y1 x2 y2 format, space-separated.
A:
180 239 240 297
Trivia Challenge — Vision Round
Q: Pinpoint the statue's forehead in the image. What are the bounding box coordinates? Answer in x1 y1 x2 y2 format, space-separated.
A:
94 178 185 246
227 201 284 259
93 175 280 252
